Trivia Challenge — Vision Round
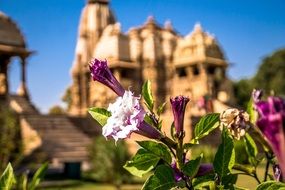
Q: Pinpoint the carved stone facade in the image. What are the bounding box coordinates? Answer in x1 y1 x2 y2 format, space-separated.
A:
0 11 97 170
69 0 233 117
0 11 31 98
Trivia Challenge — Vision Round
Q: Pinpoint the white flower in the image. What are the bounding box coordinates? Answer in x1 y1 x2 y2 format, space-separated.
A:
102 90 145 141
220 108 250 140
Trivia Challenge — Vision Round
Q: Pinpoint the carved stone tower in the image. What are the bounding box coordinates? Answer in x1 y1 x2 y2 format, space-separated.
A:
69 0 115 115
173 23 230 103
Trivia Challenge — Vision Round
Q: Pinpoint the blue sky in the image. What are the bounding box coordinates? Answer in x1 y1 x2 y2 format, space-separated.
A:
2 0 285 112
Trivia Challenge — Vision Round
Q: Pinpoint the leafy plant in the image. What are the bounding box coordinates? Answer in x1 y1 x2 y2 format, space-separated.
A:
88 58 285 189
0 163 48 190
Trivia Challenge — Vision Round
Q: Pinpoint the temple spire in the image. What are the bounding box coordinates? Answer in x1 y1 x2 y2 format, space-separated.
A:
87 0 109 4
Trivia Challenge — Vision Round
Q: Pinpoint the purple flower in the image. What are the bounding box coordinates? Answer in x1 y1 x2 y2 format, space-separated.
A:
103 90 145 141
252 89 263 103
171 161 213 182
89 58 125 96
103 90 162 142
170 96 190 137
89 58 163 142
196 164 214 177
273 164 283 182
171 160 185 182
255 96 285 181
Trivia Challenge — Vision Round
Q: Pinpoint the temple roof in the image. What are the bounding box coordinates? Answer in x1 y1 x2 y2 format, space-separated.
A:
0 11 26 48
88 0 109 4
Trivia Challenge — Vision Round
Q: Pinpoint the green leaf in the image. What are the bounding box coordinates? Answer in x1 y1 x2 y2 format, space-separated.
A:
182 154 203 178
137 141 172 164
0 163 16 190
223 174 238 189
124 149 160 177
19 174 28 190
256 181 285 190
183 143 195 151
157 102 166 116
142 80 154 111
244 133 258 166
232 163 255 175
234 185 249 190
193 174 216 189
170 122 175 140
193 113 220 141
144 114 156 127
88 107 111 126
142 165 176 190
213 128 235 182
28 162 48 190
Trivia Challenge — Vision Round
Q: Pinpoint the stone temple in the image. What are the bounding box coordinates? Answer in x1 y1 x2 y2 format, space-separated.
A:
68 0 233 142
0 0 233 174
0 11 98 175
69 0 233 118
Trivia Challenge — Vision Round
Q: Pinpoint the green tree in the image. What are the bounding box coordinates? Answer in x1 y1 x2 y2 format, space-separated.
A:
88 136 132 189
0 105 22 172
253 48 285 96
62 86 72 110
48 105 65 115
233 79 253 109
233 48 285 108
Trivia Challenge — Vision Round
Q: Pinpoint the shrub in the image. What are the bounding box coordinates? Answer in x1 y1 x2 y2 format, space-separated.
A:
88 136 132 185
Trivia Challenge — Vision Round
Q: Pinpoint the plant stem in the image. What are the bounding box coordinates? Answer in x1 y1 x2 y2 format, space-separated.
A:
233 164 261 184
160 136 177 149
253 173 261 184
263 156 270 182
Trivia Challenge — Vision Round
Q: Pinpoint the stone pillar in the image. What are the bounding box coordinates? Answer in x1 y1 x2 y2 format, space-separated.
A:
0 56 10 97
17 57 29 98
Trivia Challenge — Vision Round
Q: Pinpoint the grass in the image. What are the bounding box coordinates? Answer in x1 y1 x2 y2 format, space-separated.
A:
41 180 141 190
40 181 142 190
236 163 273 189
42 164 272 190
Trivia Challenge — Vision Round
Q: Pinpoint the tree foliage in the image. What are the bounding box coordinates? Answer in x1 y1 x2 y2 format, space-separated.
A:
0 105 22 172
88 136 132 185
234 48 285 108
253 48 285 96
48 105 65 115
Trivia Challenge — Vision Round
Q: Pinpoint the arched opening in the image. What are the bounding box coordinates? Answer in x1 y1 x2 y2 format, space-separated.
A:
8 57 21 94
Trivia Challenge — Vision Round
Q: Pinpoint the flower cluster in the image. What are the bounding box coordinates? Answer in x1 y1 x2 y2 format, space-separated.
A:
103 90 145 141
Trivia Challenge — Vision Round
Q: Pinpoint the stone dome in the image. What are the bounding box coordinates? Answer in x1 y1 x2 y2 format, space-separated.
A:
0 11 26 48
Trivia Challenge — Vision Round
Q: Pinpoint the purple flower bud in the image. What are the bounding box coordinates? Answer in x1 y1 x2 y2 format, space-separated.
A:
171 160 213 182
252 89 263 103
89 58 125 96
170 96 190 136
273 164 283 182
136 121 162 140
196 163 214 177
255 96 285 182
171 160 184 182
